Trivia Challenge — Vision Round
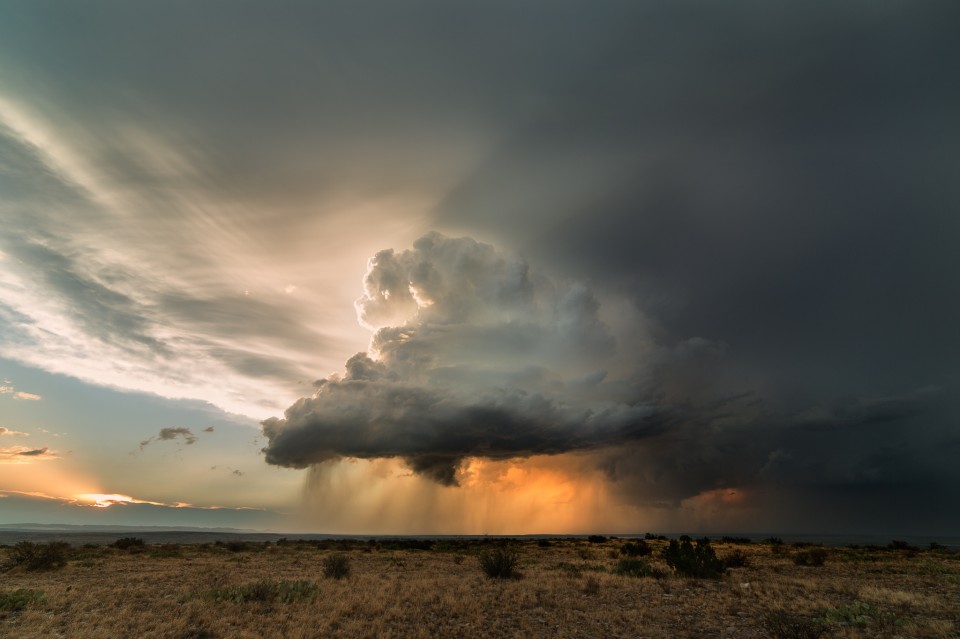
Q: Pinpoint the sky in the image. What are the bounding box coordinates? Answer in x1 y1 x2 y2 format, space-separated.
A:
1 1 958 535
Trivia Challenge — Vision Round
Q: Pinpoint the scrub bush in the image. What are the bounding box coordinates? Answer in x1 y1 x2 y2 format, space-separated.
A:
9 542 68 571
478 547 520 579
663 538 725 578
322 553 351 580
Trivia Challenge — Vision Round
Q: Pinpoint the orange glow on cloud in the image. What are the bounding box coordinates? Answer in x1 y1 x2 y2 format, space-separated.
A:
74 493 162 508
0 446 60 464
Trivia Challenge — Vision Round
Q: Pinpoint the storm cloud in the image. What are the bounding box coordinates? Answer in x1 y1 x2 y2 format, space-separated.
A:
264 231 958 534
261 234 757 488
263 233 649 484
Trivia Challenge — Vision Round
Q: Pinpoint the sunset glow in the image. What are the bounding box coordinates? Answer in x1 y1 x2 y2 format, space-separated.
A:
75 494 147 508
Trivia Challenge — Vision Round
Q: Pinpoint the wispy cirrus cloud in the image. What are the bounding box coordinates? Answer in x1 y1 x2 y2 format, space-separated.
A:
0 427 28 436
0 83 422 419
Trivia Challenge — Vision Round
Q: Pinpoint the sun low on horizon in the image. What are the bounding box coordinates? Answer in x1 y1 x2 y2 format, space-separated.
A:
1 1 958 539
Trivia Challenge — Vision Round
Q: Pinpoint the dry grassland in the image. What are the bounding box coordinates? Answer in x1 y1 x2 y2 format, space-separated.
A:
2 538 958 638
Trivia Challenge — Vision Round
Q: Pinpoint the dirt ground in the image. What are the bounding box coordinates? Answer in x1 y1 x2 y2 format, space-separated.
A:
2 537 958 638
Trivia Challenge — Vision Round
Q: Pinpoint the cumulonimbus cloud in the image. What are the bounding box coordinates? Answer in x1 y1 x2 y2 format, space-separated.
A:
262 232 685 485
261 231 954 518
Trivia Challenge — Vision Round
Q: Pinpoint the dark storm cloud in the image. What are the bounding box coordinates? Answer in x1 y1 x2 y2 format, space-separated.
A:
266 230 959 533
420 1 960 528
263 351 659 484
432 0 960 396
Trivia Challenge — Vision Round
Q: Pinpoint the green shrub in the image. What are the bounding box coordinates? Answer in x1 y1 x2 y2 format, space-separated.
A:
619 540 652 557
793 548 828 567
322 553 351 580
205 579 319 604
823 600 873 626
760 611 828 639
478 547 520 579
663 538 725 578
612 558 663 578
587 535 608 544
9 542 68 571
0 588 46 612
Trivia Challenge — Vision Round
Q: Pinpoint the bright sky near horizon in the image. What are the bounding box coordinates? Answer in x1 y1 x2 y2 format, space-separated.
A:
1 1 958 535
